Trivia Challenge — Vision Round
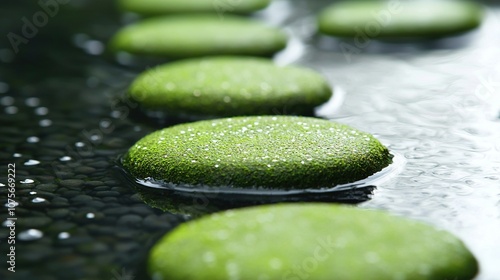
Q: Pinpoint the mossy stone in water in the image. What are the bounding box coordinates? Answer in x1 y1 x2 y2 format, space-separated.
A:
127 57 332 118
318 0 483 39
122 116 393 190
110 15 287 58
149 203 479 280
118 0 272 16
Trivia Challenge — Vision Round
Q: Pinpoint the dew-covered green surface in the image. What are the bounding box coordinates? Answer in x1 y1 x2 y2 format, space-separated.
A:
149 203 479 280
109 15 287 58
118 0 272 15
122 116 393 189
318 0 483 38
128 56 332 117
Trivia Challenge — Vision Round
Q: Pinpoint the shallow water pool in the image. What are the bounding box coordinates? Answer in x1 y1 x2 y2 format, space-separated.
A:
0 0 499 279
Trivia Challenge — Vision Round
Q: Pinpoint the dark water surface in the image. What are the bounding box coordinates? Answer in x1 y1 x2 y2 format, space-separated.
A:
1 0 500 279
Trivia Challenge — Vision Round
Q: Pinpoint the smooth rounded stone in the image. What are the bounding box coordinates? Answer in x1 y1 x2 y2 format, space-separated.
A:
18 217 52 228
117 214 143 227
128 57 331 118
53 171 74 179
58 179 85 189
317 0 483 39
143 215 172 230
19 244 53 263
76 242 109 255
103 179 120 186
61 189 80 198
47 208 70 219
110 15 287 58
18 229 44 241
48 221 77 232
25 197 51 209
129 193 143 202
70 194 94 203
29 190 56 199
85 180 104 187
115 242 140 254
74 212 105 224
93 186 110 191
130 205 153 216
116 229 140 240
35 175 56 183
111 186 130 193
51 197 70 207
95 190 121 198
123 116 392 190
86 225 116 235
102 207 130 216
36 183 58 192
86 200 106 209
103 137 128 147
74 166 96 174
88 160 110 169
102 197 118 203
149 204 479 280
118 0 271 16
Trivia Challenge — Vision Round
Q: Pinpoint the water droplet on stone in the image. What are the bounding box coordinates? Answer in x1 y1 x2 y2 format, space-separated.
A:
27 136 40 143
18 229 43 241
35 107 48 115
5 106 17 114
24 159 40 166
25 97 40 107
20 179 35 184
58 232 70 239
0 81 9 93
59 156 71 162
1 96 14 106
83 40 104 55
32 197 46 203
75 142 85 148
39 119 52 127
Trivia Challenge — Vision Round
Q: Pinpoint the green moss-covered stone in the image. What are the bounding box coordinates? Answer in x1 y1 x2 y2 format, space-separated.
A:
110 15 287 58
318 0 483 38
122 116 392 189
127 56 332 117
118 0 272 16
149 203 479 280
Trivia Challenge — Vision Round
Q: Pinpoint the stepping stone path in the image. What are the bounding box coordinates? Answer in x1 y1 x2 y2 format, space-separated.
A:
122 116 393 190
110 15 287 58
149 203 479 280
127 56 332 118
318 0 483 39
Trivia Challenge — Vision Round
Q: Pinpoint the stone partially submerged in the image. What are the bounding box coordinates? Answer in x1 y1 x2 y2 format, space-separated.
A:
110 15 287 58
127 56 332 118
122 116 393 190
149 203 479 280
318 0 483 39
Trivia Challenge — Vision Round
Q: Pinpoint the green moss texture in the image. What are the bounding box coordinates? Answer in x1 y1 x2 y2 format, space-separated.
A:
122 116 393 189
118 0 271 16
318 1 483 38
110 15 287 58
149 203 479 280
128 56 332 117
